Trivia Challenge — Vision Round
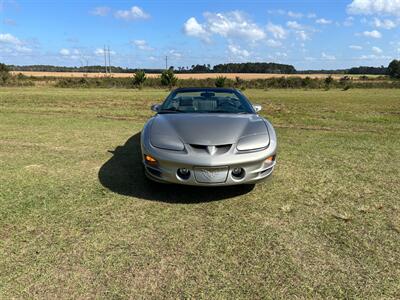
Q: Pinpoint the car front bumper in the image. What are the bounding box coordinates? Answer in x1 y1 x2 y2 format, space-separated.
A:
141 135 277 186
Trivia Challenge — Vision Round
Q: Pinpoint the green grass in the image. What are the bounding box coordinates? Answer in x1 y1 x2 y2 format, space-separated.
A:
1 87 399 298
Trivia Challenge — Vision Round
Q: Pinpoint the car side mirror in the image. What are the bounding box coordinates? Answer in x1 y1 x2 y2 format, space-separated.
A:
253 104 262 113
151 104 161 112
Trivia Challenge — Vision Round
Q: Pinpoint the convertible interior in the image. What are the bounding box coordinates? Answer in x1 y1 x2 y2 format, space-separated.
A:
168 92 245 113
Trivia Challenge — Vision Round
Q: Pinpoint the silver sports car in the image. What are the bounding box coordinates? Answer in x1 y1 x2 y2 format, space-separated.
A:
140 88 277 186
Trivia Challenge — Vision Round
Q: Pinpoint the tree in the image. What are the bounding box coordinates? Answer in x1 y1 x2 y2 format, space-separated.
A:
0 63 10 85
132 70 147 89
215 76 227 88
161 69 178 89
387 59 400 79
324 75 334 89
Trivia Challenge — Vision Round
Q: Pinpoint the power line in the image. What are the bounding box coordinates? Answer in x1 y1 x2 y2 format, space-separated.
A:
108 45 111 74
104 45 107 74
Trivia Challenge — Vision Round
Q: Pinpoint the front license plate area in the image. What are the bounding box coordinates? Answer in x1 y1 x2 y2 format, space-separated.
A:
194 167 229 183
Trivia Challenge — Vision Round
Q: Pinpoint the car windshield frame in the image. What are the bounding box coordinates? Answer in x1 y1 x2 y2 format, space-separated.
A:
159 88 255 114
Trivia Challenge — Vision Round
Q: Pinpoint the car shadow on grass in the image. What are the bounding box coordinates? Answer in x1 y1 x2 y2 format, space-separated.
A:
98 132 254 203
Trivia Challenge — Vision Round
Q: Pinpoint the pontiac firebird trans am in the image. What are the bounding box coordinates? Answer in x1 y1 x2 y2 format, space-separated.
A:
140 88 277 186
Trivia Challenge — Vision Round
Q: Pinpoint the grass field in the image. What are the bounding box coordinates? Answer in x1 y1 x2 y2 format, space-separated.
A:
11 71 378 80
1 87 399 298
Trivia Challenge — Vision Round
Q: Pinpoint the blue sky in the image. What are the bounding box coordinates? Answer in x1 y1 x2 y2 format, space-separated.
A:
1 0 400 70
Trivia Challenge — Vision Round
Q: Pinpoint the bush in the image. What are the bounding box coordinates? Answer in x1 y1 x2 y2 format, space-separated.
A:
0 63 9 73
48 74 400 89
234 76 243 88
387 59 400 79
132 70 146 88
215 76 227 87
0 62 10 85
160 69 178 88
324 75 334 90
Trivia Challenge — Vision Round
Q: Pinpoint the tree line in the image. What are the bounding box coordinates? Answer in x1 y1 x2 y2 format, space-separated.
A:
8 62 297 74
4 60 400 78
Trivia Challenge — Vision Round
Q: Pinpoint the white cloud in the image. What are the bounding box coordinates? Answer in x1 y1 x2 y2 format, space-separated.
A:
321 52 336 60
267 9 286 15
266 39 282 47
373 18 396 29
347 0 400 16
205 11 266 41
183 11 266 42
372 46 383 53
363 30 382 38
0 33 32 54
59 48 70 56
0 33 22 45
90 6 110 16
14 45 32 53
94 48 116 56
183 17 211 42
288 11 303 18
287 21 303 29
132 40 154 51
307 13 317 19
58 48 81 59
359 54 390 59
316 18 332 25
228 44 250 58
296 30 310 41
266 23 287 39
169 49 182 59
114 6 150 20
349 45 363 50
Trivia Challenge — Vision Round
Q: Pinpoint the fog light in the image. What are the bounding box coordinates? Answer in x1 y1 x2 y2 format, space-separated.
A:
144 155 157 165
180 168 189 175
231 167 245 179
232 168 242 176
177 168 191 180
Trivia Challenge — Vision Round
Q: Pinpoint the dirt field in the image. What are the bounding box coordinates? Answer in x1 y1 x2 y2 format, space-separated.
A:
12 71 351 80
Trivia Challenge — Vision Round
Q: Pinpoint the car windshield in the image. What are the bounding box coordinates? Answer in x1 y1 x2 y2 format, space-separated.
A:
159 89 254 114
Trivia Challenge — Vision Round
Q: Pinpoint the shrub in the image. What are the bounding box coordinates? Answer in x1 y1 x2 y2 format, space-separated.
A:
387 59 400 79
324 75 334 90
160 69 178 88
0 62 10 85
234 76 243 88
215 76 227 87
132 70 147 88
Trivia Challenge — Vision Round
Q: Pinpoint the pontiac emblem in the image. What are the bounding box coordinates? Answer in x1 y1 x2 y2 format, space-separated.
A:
207 145 217 155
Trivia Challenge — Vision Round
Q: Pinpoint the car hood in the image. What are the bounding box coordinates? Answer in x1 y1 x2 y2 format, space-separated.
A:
150 113 268 145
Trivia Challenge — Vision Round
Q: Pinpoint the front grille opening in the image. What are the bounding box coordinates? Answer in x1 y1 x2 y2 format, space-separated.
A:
260 167 273 176
190 144 208 150
146 167 162 177
190 144 232 155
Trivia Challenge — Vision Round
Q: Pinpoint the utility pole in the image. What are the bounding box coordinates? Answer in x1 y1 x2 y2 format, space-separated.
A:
108 45 111 74
104 45 108 74
165 55 168 70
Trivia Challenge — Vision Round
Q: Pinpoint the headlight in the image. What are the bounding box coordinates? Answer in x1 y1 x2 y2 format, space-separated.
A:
150 134 185 151
237 134 269 151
